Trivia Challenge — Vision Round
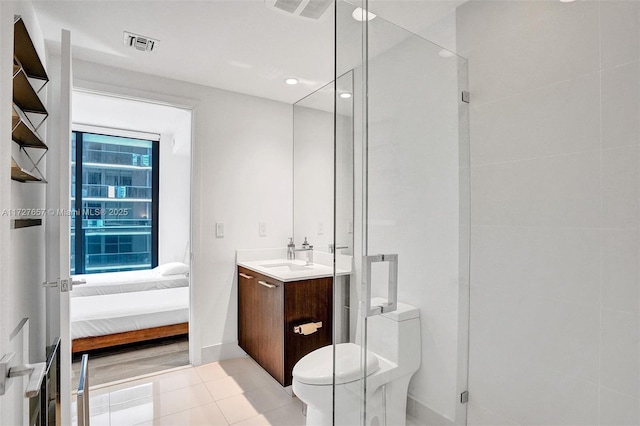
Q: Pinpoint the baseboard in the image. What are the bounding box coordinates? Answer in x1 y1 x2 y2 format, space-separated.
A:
407 396 455 426
200 340 247 364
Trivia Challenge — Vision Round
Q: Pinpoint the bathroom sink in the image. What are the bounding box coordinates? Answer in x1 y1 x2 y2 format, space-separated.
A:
260 262 311 272
237 253 351 282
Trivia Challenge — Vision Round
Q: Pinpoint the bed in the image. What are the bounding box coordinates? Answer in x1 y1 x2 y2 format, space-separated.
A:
70 262 190 353
71 262 189 297
71 287 189 353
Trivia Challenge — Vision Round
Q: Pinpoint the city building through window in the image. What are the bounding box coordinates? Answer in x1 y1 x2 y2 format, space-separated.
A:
71 130 159 274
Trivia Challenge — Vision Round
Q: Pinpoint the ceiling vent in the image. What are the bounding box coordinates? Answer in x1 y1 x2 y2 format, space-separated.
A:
265 0 332 20
123 31 158 53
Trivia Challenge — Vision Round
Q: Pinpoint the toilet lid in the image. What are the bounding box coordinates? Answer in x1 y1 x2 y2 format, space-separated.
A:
293 343 379 385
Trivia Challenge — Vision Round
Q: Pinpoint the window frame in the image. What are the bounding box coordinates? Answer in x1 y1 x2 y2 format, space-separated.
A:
72 128 160 274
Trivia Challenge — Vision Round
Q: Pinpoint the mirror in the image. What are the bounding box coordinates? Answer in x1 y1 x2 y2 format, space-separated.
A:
292 71 354 255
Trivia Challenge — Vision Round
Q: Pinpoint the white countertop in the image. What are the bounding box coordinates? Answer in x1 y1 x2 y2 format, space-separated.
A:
237 248 352 283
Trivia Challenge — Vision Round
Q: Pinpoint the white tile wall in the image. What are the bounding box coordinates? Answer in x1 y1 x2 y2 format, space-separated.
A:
601 62 640 149
456 1 571 60
602 230 640 314
600 1 640 70
466 403 517 426
599 387 640 426
470 72 601 165
600 310 640 399
602 146 640 229
471 226 601 306
471 151 602 228
465 1 599 106
458 1 640 424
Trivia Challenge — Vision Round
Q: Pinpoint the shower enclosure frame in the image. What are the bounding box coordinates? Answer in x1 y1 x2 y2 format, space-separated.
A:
331 1 472 424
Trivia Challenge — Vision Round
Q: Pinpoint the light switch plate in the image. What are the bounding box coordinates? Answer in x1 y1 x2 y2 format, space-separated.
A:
317 222 324 235
259 222 267 237
216 222 224 238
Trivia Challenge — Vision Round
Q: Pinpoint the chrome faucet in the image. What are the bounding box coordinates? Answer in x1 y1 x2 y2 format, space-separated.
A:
294 237 313 265
287 237 295 260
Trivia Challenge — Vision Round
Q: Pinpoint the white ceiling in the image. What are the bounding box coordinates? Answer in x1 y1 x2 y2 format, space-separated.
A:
32 0 465 104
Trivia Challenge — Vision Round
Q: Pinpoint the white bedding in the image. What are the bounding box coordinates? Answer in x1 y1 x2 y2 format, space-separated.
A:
71 268 188 297
71 287 189 339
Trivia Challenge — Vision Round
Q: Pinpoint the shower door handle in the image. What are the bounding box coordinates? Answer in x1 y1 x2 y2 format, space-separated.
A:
362 254 398 317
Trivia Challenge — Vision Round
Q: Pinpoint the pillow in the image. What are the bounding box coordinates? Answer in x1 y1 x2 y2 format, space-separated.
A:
153 262 189 276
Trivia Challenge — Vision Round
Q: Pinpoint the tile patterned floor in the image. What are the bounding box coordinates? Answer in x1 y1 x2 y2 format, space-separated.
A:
72 356 305 426
72 355 424 425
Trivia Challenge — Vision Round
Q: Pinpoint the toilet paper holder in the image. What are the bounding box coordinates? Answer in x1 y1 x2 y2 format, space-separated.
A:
294 321 322 335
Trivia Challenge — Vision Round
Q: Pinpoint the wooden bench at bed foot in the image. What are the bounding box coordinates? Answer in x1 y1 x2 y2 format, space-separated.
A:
72 322 189 354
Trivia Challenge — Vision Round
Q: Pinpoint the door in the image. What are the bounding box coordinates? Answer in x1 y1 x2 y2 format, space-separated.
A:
334 0 471 424
48 28 73 426
43 27 73 426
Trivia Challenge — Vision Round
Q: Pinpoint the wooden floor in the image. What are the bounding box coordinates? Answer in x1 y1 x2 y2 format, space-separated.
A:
71 335 189 388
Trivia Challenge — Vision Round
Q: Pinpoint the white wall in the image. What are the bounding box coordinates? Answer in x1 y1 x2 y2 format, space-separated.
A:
69 59 293 365
0 2 48 424
458 1 640 424
158 131 191 264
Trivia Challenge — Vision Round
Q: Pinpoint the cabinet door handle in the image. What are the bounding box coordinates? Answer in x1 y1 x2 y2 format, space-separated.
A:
239 273 254 279
258 280 276 289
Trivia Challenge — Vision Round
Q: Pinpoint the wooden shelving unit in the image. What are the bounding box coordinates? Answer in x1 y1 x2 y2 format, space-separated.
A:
13 62 47 116
11 17 48 184
14 18 48 82
12 105 47 149
11 157 43 182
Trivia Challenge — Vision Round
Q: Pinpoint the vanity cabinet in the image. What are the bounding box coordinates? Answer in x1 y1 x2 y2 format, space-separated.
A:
238 266 332 386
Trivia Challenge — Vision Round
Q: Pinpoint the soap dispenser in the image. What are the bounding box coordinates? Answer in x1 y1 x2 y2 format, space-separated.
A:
302 237 310 249
287 237 295 260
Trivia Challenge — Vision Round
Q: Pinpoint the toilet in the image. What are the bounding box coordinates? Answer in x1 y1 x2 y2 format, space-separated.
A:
292 298 421 426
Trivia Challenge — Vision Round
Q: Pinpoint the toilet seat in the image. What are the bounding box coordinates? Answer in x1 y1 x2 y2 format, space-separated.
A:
293 343 379 385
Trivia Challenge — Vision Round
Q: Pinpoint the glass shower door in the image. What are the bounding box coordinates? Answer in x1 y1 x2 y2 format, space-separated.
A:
334 1 471 424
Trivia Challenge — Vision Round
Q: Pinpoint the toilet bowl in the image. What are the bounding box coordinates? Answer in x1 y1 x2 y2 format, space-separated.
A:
292 299 421 426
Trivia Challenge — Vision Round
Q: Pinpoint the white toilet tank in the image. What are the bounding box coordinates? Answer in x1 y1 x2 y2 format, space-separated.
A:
366 298 421 374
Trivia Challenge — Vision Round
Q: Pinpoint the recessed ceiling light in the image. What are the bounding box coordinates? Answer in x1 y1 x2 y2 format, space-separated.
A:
352 7 376 22
340 93 352 99
438 49 455 58
559 0 575 2
285 78 299 85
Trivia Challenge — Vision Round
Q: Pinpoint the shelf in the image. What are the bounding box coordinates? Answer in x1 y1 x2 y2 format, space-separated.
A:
11 17 48 184
12 105 47 149
12 219 43 229
14 18 48 81
13 64 47 115
11 157 44 183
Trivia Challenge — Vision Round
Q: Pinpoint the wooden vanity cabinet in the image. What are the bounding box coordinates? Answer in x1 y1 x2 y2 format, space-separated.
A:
238 266 332 386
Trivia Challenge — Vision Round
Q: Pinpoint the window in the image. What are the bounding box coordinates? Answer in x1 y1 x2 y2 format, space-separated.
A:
71 130 159 274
